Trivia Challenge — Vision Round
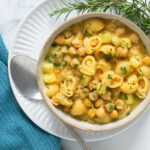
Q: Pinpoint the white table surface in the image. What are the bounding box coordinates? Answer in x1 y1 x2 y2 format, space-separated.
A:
1 0 150 150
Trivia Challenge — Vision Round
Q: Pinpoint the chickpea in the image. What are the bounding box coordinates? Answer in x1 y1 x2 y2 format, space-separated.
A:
88 109 96 118
89 92 99 101
101 91 112 101
105 103 115 113
77 47 86 56
96 107 106 118
76 32 83 40
116 28 126 36
79 88 89 99
89 80 98 91
71 58 79 68
64 30 72 39
68 47 77 56
54 35 65 45
72 38 82 48
143 56 150 66
109 110 118 119
129 33 139 44
94 99 104 108
115 99 125 110
116 47 128 58
84 99 92 107
61 46 68 54
64 55 71 64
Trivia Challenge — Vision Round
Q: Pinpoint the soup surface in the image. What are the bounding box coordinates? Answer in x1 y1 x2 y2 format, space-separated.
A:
42 18 150 124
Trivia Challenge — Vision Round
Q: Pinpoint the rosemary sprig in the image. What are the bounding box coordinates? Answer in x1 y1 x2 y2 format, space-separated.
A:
49 0 150 36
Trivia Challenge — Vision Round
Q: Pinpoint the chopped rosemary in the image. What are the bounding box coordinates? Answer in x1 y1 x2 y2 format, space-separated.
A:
90 101 95 109
81 76 85 80
126 112 131 116
108 104 114 111
54 61 61 67
124 94 128 100
66 45 70 50
104 53 114 61
75 54 79 58
72 98 76 102
105 90 109 95
73 64 78 69
52 43 57 47
52 53 57 58
120 66 127 74
101 32 106 35
62 60 67 66
92 93 96 98
96 83 102 92
48 58 53 63
139 68 144 76
49 0 150 36
85 30 94 37
107 74 112 79
83 91 89 97
91 82 96 85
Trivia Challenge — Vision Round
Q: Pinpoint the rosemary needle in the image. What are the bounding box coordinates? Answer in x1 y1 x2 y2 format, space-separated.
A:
49 0 150 36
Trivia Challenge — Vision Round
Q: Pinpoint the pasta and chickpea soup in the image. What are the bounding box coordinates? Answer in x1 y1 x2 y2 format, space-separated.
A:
42 18 150 124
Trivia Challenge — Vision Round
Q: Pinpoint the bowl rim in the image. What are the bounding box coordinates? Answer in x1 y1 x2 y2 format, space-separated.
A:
37 12 150 132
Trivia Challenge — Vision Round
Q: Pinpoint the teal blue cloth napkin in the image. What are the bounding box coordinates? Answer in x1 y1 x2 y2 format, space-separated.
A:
0 35 61 150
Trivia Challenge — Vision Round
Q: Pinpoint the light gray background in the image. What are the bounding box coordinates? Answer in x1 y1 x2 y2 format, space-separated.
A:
0 0 150 149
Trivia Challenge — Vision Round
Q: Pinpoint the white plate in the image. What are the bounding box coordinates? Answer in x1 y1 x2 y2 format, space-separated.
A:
8 0 142 141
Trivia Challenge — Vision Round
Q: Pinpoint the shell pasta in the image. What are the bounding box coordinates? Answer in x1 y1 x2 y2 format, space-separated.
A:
42 18 150 124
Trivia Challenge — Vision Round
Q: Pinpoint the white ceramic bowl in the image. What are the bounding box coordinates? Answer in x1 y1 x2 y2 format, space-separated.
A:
37 12 150 132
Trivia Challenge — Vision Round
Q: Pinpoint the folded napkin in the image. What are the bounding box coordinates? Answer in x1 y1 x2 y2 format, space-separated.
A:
0 35 61 150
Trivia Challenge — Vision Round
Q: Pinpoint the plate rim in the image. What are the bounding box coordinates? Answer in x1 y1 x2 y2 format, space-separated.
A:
7 0 147 141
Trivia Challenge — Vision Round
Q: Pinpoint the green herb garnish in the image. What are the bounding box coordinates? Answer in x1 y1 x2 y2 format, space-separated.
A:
124 94 128 100
81 76 85 80
101 32 105 35
48 58 53 63
120 66 127 74
108 104 114 111
66 45 70 50
104 53 114 61
75 54 79 58
111 94 114 99
90 100 95 109
126 112 131 116
53 61 61 67
52 53 57 58
72 98 76 102
62 60 67 66
91 82 96 85
92 93 96 98
73 64 78 69
83 91 89 97
105 90 109 95
139 68 144 76
96 83 102 92
107 74 112 79
49 0 150 36
85 30 94 37
52 43 57 47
